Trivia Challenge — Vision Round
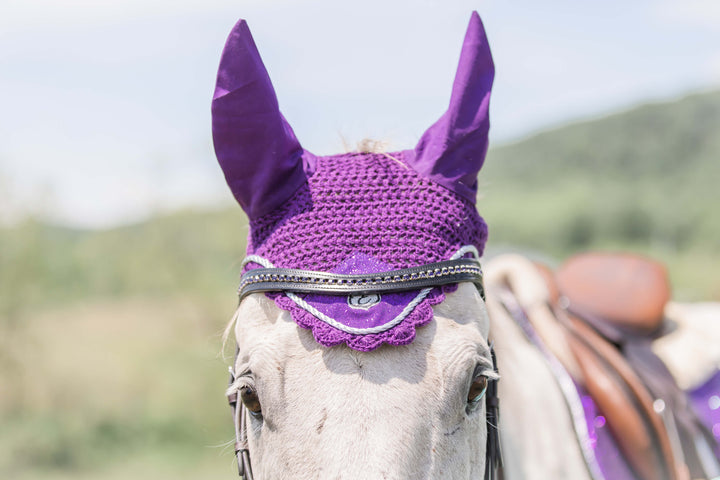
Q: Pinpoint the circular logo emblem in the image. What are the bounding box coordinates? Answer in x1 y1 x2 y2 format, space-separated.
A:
347 294 381 310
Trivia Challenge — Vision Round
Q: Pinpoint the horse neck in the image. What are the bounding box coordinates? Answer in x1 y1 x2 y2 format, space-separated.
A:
488 295 593 480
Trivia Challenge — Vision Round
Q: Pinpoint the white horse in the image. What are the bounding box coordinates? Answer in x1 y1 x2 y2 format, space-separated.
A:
211 11 717 480
655 302 720 392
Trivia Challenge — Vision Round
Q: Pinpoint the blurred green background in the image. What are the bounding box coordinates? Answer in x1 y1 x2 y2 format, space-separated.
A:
2 90 719 479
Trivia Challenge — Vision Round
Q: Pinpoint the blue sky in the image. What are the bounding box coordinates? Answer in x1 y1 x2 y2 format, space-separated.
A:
1 0 719 227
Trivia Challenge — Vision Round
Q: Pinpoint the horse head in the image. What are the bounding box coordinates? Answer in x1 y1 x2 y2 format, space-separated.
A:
212 12 497 479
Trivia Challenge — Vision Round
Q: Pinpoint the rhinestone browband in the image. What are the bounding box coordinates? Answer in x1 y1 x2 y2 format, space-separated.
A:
238 258 484 301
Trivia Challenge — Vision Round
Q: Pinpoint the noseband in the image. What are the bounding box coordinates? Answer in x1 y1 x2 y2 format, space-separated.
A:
227 256 502 479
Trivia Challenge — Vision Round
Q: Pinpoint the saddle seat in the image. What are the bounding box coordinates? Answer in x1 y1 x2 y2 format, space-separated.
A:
555 252 671 337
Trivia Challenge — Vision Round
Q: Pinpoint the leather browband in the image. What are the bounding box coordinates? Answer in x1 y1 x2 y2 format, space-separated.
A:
238 258 485 301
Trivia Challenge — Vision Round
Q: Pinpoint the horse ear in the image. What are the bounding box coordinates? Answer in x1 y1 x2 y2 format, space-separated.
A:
408 11 494 204
212 19 310 219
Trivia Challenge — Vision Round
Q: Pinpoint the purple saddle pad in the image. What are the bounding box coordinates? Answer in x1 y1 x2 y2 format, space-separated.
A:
688 370 720 460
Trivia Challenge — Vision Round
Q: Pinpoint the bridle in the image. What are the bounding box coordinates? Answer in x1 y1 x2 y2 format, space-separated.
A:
226 256 502 480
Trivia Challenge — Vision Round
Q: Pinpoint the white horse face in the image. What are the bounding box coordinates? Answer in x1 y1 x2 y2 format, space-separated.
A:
230 283 493 480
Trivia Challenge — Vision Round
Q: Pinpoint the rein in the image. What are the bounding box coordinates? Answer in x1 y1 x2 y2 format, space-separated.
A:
227 256 501 479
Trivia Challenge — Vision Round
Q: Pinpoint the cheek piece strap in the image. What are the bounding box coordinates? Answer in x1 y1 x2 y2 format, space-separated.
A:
227 347 255 480
485 344 503 480
227 355 254 480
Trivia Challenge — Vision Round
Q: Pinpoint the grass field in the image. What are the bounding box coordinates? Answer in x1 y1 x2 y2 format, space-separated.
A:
0 296 237 479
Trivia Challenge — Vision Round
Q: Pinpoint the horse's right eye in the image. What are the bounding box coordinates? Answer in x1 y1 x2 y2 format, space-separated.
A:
468 375 489 405
240 385 262 416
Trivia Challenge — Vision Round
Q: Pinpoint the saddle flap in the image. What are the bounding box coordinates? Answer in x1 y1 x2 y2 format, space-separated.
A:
556 252 671 335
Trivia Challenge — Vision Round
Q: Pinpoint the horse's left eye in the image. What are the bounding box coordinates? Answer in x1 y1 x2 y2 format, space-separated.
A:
240 385 262 416
467 374 489 406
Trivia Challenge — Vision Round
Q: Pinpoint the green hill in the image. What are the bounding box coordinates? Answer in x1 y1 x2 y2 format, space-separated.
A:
480 89 720 280
0 209 246 316
486 89 720 181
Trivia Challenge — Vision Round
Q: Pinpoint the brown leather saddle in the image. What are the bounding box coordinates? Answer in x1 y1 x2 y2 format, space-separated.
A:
496 252 717 480
556 252 670 338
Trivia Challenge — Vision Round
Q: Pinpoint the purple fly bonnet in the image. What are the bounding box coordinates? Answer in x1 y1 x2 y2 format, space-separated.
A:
212 12 494 351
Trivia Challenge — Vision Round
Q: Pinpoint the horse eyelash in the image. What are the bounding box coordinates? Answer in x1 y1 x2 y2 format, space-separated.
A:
226 369 254 396
475 361 499 381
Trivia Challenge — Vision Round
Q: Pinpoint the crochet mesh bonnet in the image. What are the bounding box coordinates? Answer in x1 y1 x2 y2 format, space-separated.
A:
212 12 494 351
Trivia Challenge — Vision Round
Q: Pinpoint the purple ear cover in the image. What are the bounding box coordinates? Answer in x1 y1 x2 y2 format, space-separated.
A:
407 11 495 204
211 20 312 219
212 12 493 217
